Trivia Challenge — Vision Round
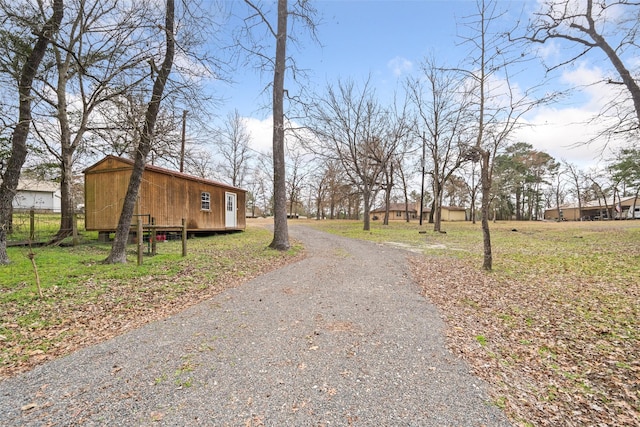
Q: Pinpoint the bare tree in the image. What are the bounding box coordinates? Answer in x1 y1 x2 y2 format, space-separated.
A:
285 149 307 218
240 0 317 250
215 109 253 187
608 148 640 196
305 78 408 231
27 0 157 243
459 0 548 270
307 162 328 219
563 160 585 220
321 159 345 219
395 145 419 223
550 168 566 220
526 0 640 135
379 156 394 225
0 0 63 264
183 146 215 179
407 58 472 232
586 170 612 219
255 151 275 215
104 0 175 264
90 92 147 157
444 175 471 207
269 0 289 249
90 95 212 173
463 159 481 224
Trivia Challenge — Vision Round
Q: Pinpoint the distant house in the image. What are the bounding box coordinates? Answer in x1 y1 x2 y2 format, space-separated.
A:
419 205 466 222
371 203 467 222
84 156 246 239
12 178 61 213
370 203 418 221
440 206 466 221
544 196 640 221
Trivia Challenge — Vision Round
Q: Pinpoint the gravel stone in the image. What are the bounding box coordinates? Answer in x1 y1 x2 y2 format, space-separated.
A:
0 225 512 426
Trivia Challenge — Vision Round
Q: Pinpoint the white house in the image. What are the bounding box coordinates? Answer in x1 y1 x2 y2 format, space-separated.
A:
12 178 61 213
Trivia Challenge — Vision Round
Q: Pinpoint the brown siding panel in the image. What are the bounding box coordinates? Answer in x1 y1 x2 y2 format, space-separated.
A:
83 156 246 232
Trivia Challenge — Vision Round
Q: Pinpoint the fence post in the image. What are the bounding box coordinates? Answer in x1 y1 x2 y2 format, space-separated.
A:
29 209 35 241
182 218 187 257
137 218 143 266
151 217 157 256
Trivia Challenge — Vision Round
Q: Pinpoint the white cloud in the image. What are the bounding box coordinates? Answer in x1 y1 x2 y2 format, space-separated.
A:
243 116 273 154
242 115 315 156
513 59 633 169
515 106 615 169
387 56 413 77
560 62 605 88
536 40 561 63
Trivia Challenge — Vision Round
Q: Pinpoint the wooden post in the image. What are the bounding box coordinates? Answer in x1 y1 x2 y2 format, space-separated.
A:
151 217 157 256
29 209 35 241
182 218 187 257
137 218 143 265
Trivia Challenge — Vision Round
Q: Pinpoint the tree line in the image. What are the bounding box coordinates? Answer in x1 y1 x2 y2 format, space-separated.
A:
1 0 639 270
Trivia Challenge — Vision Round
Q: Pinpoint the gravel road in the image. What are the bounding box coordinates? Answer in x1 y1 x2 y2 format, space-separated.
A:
0 225 512 426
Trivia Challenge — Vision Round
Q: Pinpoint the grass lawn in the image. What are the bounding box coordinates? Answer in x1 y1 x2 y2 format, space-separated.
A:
0 223 303 379
304 218 640 426
2 216 638 426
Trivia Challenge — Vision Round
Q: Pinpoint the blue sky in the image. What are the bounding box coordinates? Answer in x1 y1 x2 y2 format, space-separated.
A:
213 0 625 169
223 0 484 115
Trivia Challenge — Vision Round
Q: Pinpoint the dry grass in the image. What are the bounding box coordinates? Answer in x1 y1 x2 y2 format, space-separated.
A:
3 217 638 425
307 219 640 426
0 221 303 379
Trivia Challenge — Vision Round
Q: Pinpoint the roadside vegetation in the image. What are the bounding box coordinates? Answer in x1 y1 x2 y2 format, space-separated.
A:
0 223 303 379
306 219 640 426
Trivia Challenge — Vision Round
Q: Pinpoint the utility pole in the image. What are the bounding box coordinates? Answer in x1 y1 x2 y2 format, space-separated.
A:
419 131 425 226
179 110 187 172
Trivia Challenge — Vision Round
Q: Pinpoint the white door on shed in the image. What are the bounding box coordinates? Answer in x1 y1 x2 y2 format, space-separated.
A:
225 192 237 228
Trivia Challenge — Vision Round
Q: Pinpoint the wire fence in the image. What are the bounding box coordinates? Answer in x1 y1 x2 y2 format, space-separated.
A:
7 211 86 246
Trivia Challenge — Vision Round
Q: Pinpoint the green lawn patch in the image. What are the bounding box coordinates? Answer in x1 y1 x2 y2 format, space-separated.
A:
0 225 303 378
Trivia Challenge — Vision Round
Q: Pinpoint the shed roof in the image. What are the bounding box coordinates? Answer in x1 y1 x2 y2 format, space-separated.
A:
16 178 60 193
443 206 466 212
371 203 418 213
84 155 245 193
551 195 639 211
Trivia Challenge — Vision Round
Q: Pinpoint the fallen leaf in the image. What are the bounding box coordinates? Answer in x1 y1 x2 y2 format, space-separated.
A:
21 403 37 411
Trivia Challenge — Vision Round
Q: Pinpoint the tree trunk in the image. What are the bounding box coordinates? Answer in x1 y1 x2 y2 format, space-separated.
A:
269 0 290 250
433 178 442 232
0 0 64 264
315 197 321 220
480 149 492 270
515 186 522 220
428 199 435 224
104 0 175 264
397 162 410 222
55 153 75 240
363 189 372 231
383 162 393 226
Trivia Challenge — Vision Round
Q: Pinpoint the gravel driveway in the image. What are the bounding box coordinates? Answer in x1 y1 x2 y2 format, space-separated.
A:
0 225 512 426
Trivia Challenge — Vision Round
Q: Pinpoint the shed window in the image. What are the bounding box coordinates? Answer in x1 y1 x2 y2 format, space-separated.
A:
201 192 211 210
